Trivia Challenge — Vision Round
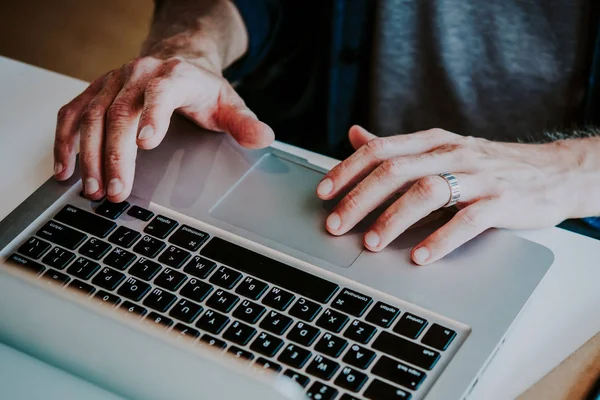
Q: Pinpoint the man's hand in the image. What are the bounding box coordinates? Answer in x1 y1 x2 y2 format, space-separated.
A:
317 125 594 265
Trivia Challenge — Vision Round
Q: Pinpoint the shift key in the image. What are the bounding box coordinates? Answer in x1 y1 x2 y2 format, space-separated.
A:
55 205 117 238
37 221 87 250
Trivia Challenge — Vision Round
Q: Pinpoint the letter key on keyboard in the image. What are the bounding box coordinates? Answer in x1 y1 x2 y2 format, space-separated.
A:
42 247 75 270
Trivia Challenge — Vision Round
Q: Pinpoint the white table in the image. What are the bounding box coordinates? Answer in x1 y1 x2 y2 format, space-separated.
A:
1 56 599 399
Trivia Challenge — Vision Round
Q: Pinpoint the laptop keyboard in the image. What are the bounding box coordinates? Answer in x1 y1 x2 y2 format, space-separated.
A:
5 197 463 400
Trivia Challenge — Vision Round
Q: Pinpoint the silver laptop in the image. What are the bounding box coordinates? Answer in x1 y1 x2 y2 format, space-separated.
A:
0 116 554 400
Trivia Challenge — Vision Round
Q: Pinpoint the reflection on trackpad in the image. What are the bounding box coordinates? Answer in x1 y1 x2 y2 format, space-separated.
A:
209 154 363 268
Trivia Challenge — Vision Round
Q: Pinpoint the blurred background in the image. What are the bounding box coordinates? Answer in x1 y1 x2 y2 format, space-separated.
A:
0 0 153 81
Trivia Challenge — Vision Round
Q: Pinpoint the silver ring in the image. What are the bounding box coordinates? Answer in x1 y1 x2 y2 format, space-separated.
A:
438 172 460 207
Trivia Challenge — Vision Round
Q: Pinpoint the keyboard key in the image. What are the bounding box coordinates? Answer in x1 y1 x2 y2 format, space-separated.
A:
262 287 294 311
287 321 320 346
55 205 116 238
129 258 162 281
183 256 217 279
316 308 349 333
195 309 230 334
393 313 428 339
6 254 45 275
168 225 209 252
145 312 174 329
340 395 361 400
344 319 377 344
117 276 151 302
421 324 457 351
127 205 154 221
199 334 227 350
154 268 187 292
372 331 440 370
37 221 87 250
235 276 268 300
158 245 191 269
283 369 310 388
250 332 284 357
254 357 282 373
42 268 70 286
92 267 126 291
120 300 147 318
79 238 111 260
259 310 293 335
227 346 255 362
335 366 368 393
133 235 166 258
18 237 51 259
67 257 101 280
180 278 213 302
314 332 348 358
104 247 136 271
108 226 141 248
365 301 400 328
233 300 266 324
364 379 412 400
94 290 122 306
223 320 257 346
95 201 129 220
169 299 203 323
331 288 373 317
208 266 242 290
201 238 340 304
342 344 376 370
144 215 178 239
306 382 338 400
172 323 200 340
42 247 75 270
67 279 95 296
277 344 312 369
306 354 339 381
143 288 177 313
205 289 239 313
289 297 322 322
372 355 426 390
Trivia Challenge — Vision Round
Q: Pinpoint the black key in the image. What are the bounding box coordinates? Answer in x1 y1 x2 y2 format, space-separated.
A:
133 235 166 258
199 334 227 350
95 201 129 220
306 382 338 400
158 245 191 269
421 323 457 351
283 369 310 388
104 247 136 271
67 257 101 280
227 346 255 362
372 355 426 390
127 205 154 222
254 357 282 373
340 395 361 400
37 221 87 250
120 300 147 318
94 290 122 306
205 289 239 313
183 256 217 280
108 226 141 248
143 287 177 313
287 321 320 346
232 300 266 324
208 266 242 290
314 332 348 358
316 308 349 333
235 276 268 300
117 276 152 302
6 254 45 275
393 313 428 339
92 267 126 291
180 278 213 302
195 309 230 334
342 344 376 370
168 225 209 252
335 366 368 393
144 215 178 239
42 268 71 286
331 288 373 317
372 331 440 370
172 323 200 340
259 310 293 335
250 332 284 357
169 299 203 323
344 319 377 344
154 268 187 292
306 354 339 381
201 238 339 304
55 205 116 238
129 257 162 281
41 247 75 270
289 297 322 322
223 320 257 346
67 279 96 296
364 379 412 400
18 237 51 259
145 312 174 329
277 343 312 369
365 301 400 328
79 238 111 260
261 287 294 311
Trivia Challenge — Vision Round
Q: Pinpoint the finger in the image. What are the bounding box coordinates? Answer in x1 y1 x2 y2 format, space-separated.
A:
348 125 377 151
411 200 496 265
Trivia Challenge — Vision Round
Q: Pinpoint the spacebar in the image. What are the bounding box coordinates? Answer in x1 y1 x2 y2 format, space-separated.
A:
200 237 339 304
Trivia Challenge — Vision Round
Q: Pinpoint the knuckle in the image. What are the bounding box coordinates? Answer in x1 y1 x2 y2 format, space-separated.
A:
413 176 441 201
57 104 76 122
145 77 167 96
79 151 100 167
81 104 105 125
458 207 482 230
104 149 123 168
107 102 132 122
342 189 362 212
364 137 387 158
379 157 407 179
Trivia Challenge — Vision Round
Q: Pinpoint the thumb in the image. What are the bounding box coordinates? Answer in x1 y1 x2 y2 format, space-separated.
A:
217 103 275 149
348 125 377 150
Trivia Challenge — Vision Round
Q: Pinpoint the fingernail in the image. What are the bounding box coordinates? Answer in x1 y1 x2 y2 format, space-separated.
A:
317 178 333 197
54 162 63 176
84 177 100 195
107 178 123 197
326 212 341 231
365 231 380 248
138 126 154 140
413 247 430 264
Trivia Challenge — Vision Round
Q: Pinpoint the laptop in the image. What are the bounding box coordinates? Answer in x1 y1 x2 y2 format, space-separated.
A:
0 116 554 400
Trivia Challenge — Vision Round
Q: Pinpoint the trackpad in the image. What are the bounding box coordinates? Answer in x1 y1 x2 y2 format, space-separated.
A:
209 154 363 267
